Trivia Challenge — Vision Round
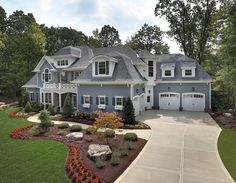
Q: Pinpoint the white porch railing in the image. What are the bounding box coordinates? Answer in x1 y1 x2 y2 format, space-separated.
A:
43 83 77 91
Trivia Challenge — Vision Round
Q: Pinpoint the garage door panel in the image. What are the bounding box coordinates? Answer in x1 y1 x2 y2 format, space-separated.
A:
182 93 205 111
159 92 180 110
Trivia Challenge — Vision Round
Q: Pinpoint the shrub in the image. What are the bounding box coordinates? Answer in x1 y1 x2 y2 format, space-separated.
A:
85 126 97 135
123 97 136 125
124 132 138 141
28 125 41 136
76 111 91 119
21 91 30 107
47 104 55 116
58 123 69 129
70 125 82 132
124 142 135 150
48 122 54 127
105 129 115 138
24 101 32 113
120 146 129 157
30 101 42 112
95 157 105 169
39 110 52 131
62 94 73 117
110 151 120 166
57 130 65 136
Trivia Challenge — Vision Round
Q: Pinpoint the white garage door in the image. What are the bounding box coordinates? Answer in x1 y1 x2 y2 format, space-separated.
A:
182 93 205 111
159 92 180 110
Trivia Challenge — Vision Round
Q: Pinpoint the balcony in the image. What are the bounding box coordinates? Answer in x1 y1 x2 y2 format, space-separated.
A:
43 83 77 93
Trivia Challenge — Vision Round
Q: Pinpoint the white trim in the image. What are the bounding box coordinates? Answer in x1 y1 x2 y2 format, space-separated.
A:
115 96 123 106
209 83 211 110
98 95 106 105
83 95 91 104
22 85 38 88
156 80 212 83
182 68 196 77
130 84 134 99
72 80 146 85
89 55 118 63
162 69 174 78
41 68 52 83
33 56 56 72
159 92 180 97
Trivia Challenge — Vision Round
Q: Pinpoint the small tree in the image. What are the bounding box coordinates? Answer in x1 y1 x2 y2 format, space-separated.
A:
24 101 32 113
39 110 51 132
22 92 30 107
47 104 55 116
62 94 73 117
94 112 123 144
123 97 136 125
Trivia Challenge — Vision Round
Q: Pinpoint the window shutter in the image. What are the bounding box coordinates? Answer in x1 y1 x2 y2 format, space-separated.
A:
96 97 99 105
95 62 98 75
112 97 115 106
106 61 109 75
90 96 93 104
81 96 84 104
106 97 108 105
123 97 126 106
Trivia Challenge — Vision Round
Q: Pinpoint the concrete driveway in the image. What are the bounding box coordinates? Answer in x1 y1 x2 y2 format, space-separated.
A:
116 110 234 183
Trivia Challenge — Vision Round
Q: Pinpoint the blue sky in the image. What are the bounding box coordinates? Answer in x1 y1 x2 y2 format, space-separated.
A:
1 0 181 53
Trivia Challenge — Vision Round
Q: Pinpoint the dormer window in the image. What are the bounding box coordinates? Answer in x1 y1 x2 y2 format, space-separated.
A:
42 68 52 82
161 63 175 78
99 62 106 75
94 61 109 76
57 60 68 66
181 62 196 77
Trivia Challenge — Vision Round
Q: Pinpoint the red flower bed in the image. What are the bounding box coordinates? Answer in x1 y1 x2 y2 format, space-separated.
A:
10 125 33 139
66 145 102 183
8 108 31 119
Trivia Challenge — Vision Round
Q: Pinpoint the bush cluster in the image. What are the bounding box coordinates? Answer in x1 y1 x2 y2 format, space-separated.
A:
124 133 138 141
58 123 69 129
104 129 115 138
70 125 82 132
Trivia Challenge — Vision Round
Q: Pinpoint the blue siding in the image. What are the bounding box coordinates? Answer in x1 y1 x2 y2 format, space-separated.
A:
26 88 40 102
154 83 210 109
37 61 59 87
77 85 130 113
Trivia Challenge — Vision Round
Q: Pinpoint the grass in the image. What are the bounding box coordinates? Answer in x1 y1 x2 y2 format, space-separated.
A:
218 128 236 181
0 107 70 183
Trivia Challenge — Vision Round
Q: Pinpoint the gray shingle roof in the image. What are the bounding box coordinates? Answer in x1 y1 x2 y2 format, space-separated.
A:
54 46 81 56
138 50 155 58
156 54 212 81
160 63 176 69
75 54 145 83
180 61 196 68
23 74 37 87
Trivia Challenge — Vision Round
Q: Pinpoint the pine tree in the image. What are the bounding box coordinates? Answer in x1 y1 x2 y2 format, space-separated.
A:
62 94 73 117
24 101 32 113
123 97 136 125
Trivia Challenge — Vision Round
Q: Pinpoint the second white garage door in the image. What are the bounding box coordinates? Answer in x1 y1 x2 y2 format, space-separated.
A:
159 92 180 110
182 93 205 111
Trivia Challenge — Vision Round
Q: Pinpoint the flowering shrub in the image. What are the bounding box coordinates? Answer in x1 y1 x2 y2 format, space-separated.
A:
66 145 102 183
8 108 31 119
10 125 33 139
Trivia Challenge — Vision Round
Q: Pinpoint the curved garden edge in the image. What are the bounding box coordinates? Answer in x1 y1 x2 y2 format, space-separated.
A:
9 123 150 183
217 128 236 182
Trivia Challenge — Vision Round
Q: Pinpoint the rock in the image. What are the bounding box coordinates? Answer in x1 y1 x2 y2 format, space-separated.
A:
88 144 112 160
66 132 83 141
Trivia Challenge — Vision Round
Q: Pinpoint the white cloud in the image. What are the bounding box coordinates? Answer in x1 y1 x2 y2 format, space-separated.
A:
39 0 53 12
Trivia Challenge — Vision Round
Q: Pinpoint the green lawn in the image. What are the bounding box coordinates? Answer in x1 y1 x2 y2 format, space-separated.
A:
218 128 236 181
0 107 70 183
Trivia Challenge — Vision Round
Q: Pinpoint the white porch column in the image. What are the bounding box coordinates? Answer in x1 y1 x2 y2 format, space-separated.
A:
44 92 46 109
130 84 133 99
51 92 54 106
59 93 62 112
209 82 211 110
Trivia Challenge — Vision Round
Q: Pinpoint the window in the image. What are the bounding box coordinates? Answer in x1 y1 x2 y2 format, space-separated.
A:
185 69 192 76
165 70 171 76
148 61 154 77
147 96 150 103
42 68 52 82
115 97 123 106
84 96 90 104
72 95 77 107
57 60 68 66
29 92 34 101
99 96 106 105
72 71 82 80
45 93 52 103
98 62 106 75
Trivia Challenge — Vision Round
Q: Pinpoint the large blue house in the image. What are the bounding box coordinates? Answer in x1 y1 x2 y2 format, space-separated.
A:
23 45 212 116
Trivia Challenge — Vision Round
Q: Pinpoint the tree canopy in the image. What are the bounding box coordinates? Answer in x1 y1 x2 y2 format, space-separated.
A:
154 0 220 64
126 23 169 54
98 25 121 47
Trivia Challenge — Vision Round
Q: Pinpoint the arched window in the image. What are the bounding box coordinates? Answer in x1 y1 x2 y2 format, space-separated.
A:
42 68 52 82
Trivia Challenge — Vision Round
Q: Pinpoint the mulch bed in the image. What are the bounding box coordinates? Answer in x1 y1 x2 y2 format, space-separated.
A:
10 124 147 183
211 112 236 129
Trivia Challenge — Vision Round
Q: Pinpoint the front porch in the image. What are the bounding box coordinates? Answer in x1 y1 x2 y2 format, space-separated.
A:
40 91 77 112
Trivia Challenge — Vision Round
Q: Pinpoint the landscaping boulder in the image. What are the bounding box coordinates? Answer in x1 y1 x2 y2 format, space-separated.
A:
66 132 83 141
88 144 112 160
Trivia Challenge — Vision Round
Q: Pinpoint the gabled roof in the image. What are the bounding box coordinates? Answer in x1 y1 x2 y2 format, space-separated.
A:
156 54 212 81
33 56 57 72
22 73 38 87
138 50 156 58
